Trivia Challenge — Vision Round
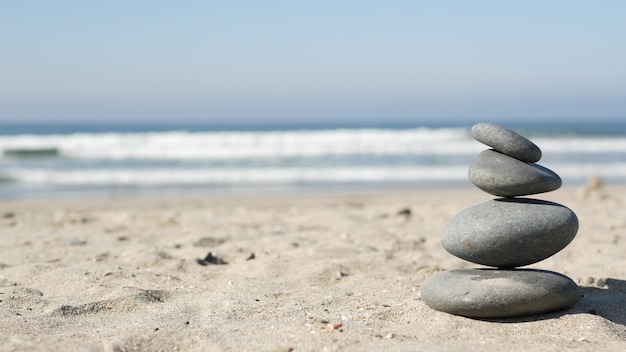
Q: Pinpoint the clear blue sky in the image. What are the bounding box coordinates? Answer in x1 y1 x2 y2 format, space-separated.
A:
1 1 625 125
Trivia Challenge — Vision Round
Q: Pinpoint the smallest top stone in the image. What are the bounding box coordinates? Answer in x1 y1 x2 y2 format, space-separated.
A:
472 122 542 162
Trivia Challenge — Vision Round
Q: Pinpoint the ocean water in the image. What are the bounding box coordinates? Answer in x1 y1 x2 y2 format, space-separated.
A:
0 121 625 198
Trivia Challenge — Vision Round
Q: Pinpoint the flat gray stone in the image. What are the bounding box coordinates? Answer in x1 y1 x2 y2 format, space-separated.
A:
472 122 542 162
469 149 562 197
421 268 581 318
441 198 578 267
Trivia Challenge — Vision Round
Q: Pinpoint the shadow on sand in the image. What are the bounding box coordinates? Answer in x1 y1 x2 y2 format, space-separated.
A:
575 278 626 326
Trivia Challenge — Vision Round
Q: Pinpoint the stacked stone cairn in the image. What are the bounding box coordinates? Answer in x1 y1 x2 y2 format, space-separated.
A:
421 122 581 318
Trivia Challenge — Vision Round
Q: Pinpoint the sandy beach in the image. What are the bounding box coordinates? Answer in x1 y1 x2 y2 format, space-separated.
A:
1 184 625 351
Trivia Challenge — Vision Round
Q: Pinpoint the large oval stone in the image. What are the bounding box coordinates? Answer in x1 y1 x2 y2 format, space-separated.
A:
469 149 562 197
421 269 581 318
471 122 542 162
441 198 578 267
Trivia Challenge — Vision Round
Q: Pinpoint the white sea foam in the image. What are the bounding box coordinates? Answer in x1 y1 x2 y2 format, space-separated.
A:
5 162 626 186
0 128 480 160
3 166 470 185
1 127 625 196
534 137 626 153
1 129 625 161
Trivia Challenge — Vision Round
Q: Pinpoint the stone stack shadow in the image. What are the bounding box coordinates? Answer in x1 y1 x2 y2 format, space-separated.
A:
421 122 581 318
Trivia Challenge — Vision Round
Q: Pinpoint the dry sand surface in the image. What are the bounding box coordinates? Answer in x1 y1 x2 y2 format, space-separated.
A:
1 185 625 351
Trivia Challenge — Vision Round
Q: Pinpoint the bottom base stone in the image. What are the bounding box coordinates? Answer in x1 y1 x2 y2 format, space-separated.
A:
420 268 581 318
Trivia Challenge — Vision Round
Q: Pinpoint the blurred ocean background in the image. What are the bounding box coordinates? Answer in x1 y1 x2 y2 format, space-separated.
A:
0 121 625 198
